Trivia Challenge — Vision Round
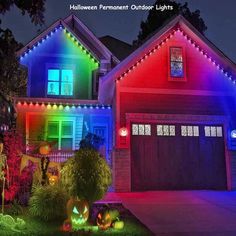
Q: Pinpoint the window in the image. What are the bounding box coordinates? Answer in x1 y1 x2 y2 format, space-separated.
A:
157 125 175 136
204 126 223 137
47 120 74 150
47 69 73 96
181 126 199 137
132 124 151 136
170 47 184 78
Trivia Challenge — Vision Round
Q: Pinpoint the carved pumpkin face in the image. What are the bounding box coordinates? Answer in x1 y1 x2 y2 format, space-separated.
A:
67 199 89 229
96 210 112 230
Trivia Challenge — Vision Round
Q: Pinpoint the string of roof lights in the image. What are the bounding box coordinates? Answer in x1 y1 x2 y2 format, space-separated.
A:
16 101 111 110
116 28 235 85
19 25 99 66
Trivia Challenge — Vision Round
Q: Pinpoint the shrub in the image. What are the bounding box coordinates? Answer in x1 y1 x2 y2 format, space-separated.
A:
29 184 68 221
5 200 23 216
61 148 112 204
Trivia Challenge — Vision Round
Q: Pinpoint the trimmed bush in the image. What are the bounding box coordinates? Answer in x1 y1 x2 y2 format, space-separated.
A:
29 185 68 221
61 148 112 204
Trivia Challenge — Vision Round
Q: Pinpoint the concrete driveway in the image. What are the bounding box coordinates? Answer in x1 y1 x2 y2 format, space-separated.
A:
102 191 236 236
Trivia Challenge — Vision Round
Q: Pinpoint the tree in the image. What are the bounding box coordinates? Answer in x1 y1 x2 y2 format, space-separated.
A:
61 149 112 205
133 0 207 46
0 0 46 99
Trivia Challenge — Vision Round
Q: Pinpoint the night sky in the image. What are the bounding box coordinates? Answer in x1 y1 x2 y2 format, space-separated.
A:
1 0 236 62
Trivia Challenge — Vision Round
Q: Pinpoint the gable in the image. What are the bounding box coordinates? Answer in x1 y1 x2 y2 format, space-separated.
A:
99 15 236 104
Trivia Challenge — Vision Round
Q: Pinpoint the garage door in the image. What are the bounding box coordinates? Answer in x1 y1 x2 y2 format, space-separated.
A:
131 123 227 191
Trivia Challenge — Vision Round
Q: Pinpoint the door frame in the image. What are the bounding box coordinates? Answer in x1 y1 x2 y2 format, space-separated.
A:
126 113 231 190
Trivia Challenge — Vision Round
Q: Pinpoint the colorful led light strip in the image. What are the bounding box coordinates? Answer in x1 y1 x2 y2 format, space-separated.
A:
116 28 235 85
16 101 111 110
20 25 99 66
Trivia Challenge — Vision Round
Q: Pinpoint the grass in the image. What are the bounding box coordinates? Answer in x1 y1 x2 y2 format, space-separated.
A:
0 204 153 236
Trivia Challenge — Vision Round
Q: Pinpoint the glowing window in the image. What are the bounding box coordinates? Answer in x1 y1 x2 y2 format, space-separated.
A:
47 69 73 96
204 126 223 137
157 125 175 136
47 120 74 150
170 47 184 78
132 124 151 136
181 125 199 137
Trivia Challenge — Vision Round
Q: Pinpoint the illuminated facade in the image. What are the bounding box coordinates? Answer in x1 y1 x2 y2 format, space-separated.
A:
15 15 117 162
15 15 236 192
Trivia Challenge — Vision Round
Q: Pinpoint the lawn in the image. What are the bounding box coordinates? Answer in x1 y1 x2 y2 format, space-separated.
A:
0 203 153 236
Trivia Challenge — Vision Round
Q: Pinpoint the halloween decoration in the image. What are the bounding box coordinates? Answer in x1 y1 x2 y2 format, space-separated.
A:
39 144 51 155
62 219 72 232
66 198 89 230
96 210 112 230
40 156 50 185
0 143 7 213
112 218 124 230
48 175 58 186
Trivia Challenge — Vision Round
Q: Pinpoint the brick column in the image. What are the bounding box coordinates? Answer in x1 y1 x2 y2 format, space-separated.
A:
113 148 131 192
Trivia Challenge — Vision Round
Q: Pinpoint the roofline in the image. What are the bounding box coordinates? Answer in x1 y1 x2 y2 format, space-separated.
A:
17 14 119 63
64 14 120 63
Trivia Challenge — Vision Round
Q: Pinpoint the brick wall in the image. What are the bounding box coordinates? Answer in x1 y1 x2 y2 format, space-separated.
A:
113 148 131 192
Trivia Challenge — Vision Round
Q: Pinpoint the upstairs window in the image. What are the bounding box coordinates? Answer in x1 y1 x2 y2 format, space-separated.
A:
170 47 184 79
47 69 73 96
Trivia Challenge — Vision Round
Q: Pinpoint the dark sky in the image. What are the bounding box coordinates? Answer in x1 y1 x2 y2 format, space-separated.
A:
1 0 236 62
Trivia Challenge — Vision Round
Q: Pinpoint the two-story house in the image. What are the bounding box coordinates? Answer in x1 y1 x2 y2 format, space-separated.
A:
15 14 236 192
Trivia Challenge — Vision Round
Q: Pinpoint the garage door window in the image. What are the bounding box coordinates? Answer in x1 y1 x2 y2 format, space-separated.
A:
204 126 223 137
157 125 175 136
181 126 199 137
132 124 151 136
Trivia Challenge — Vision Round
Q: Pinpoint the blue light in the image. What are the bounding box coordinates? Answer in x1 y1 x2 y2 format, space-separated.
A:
231 130 236 138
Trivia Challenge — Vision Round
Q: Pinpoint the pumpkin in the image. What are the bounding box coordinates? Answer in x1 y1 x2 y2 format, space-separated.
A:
39 144 51 155
48 175 58 186
96 210 112 230
112 219 124 230
66 198 89 230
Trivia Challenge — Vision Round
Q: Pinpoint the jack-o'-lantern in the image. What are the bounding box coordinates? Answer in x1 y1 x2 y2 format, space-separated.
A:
66 198 89 230
96 210 112 230
48 175 58 186
39 144 51 155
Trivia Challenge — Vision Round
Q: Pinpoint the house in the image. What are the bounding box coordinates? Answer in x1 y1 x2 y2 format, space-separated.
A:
15 14 236 192
15 14 117 163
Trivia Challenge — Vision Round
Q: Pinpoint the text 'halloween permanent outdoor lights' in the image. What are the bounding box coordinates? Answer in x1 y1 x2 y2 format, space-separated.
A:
19 25 99 67
116 28 235 85
16 101 111 110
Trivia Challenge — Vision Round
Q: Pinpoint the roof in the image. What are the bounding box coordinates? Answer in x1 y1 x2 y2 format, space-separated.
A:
17 14 119 64
99 15 236 104
99 35 135 61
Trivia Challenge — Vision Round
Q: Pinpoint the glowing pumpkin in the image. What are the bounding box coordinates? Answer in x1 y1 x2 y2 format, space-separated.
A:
96 210 112 230
112 219 124 230
39 144 51 155
48 175 58 186
66 198 89 230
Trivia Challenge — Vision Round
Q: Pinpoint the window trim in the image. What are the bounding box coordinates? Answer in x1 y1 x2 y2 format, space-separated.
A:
168 44 187 82
45 63 75 98
45 117 76 150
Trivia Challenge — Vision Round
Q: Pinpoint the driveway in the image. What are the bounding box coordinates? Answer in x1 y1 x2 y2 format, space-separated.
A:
102 191 236 236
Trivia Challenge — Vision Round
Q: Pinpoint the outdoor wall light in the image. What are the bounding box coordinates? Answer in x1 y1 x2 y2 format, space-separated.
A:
231 130 236 138
119 127 128 137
